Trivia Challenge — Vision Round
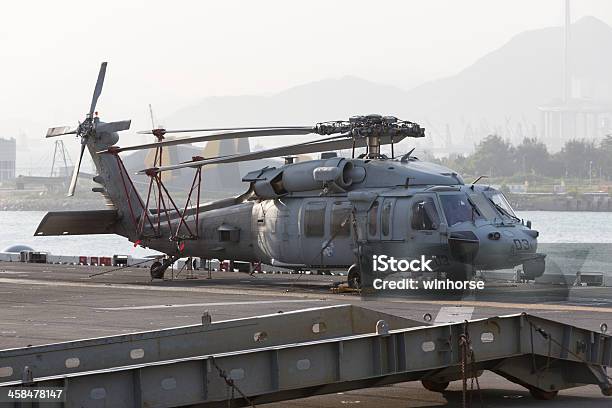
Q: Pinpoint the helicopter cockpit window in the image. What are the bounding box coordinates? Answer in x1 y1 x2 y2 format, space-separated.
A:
484 190 518 220
468 193 499 220
440 194 482 226
305 202 326 237
331 203 351 237
368 201 379 236
411 197 440 231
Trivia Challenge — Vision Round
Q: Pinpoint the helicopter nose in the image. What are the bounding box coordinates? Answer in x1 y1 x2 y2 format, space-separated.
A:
473 227 539 269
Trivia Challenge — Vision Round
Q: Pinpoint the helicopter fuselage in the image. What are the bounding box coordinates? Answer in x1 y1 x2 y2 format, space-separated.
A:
135 157 544 279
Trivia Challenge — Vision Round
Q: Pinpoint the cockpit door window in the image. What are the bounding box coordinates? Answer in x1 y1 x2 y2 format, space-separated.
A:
411 196 440 231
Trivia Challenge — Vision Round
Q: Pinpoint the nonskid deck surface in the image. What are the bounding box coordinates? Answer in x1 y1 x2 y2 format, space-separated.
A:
1 262 612 407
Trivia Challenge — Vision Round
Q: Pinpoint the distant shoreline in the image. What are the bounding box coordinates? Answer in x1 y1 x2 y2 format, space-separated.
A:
1 188 610 212
507 193 612 212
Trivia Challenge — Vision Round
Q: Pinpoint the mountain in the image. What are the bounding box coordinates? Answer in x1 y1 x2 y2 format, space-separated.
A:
403 16 612 138
159 16 612 153
163 76 408 131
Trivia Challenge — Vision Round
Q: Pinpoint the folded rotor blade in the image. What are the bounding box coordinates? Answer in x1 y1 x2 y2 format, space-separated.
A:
138 135 345 174
138 133 406 174
67 143 86 197
95 120 131 134
100 127 316 154
89 62 107 116
137 126 314 135
46 126 77 138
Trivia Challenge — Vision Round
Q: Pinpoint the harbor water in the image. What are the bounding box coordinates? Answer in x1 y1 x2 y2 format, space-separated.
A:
0 211 611 257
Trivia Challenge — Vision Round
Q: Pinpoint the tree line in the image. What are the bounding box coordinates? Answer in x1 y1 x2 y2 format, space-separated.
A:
438 135 612 180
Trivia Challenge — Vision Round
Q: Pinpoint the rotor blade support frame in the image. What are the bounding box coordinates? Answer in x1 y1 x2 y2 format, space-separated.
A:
114 154 154 234
109 143 204 248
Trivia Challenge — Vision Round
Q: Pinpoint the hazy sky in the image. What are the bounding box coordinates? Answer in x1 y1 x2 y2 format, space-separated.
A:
1 0 611 140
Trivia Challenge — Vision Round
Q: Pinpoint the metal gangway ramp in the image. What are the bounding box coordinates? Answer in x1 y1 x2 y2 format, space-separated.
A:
0 305 611 407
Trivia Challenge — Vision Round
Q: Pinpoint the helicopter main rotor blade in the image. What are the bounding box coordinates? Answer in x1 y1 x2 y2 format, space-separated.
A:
46 126 77 138
137 126 313 135
138 135 346 174
99 127 317 154
67 143 86 197
138 133 406 174
95 120 131 134
89 62 107 116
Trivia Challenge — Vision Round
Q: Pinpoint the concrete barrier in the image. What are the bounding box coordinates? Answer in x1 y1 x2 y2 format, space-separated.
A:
0 253 20 262
46 255 80 265
0 252 158 268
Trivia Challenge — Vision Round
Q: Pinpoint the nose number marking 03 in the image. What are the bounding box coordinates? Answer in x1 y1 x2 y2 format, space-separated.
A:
513 239 530 250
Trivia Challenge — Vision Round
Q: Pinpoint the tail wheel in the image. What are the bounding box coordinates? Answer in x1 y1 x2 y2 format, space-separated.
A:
421 380 450 393
528 387 558 400
347 264 361 289
150 261 164 279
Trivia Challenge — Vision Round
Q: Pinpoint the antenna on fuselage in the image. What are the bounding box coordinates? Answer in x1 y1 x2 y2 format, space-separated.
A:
470 175 488 189
400 147 416 162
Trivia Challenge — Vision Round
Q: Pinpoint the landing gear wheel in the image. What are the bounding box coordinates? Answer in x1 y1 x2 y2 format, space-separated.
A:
347 264 361 289
150 261 165 279
421 380 450 393
528 387 558 400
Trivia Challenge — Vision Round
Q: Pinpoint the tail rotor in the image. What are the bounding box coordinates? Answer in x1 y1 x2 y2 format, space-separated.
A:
45 62 131 196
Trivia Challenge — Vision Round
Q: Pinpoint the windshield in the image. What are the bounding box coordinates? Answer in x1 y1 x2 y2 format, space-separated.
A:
484 189 519 221
439 194 482 226
468 193 499 220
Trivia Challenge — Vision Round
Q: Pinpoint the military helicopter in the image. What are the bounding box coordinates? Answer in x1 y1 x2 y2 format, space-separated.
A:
37 62 546 288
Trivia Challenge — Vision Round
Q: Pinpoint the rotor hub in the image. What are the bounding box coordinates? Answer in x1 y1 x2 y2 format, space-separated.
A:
314 114 424 159
77 117 95 138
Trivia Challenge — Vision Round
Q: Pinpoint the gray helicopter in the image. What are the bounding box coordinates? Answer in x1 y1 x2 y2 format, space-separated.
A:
37 62 546 288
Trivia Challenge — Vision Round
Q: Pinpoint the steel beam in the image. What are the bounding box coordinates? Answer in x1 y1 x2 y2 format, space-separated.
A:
1 307 610 407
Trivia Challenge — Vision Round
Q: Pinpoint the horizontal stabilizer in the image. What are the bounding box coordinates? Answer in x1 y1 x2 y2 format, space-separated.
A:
96 119 131 134
34 210 119 236
46 126 76 138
